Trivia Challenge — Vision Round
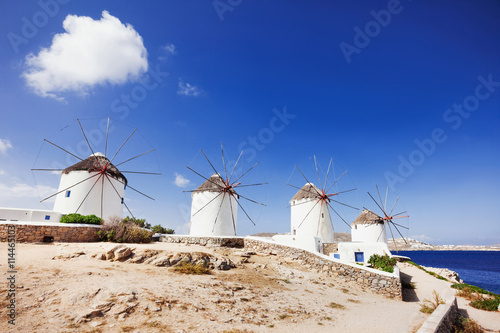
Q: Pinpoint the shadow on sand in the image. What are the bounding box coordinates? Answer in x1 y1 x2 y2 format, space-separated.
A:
401 271 419 302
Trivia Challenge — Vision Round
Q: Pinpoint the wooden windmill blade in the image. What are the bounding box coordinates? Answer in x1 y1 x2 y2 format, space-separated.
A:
32 118 161 221
186 143 266 235
367 185 410 249
289 157 358 242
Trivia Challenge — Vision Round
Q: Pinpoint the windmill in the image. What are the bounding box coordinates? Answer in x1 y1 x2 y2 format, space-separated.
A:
32 118 160 221
185 143 266 237
287 156 358 243
364 185 409 251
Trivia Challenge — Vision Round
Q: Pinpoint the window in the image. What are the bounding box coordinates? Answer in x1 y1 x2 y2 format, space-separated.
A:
45 215 50 220
121 198 124 204
355 252 364 262
65 190 71 198
322 213 324 218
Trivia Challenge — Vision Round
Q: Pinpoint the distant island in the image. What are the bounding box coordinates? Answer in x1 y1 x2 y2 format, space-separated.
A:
252 232 500 251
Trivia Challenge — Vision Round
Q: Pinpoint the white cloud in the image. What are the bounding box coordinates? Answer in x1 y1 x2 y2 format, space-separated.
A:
0 139 13 154
162 43 177 55
158 43 177 62
0 170 6 176
0 182 57 201
22 11 148 101
177 79 201 96
174 173 190 188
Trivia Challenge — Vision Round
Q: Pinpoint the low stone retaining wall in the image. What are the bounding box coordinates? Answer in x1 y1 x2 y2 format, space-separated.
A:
417 298 459 333
0 222 100 243
159 235 244 248
244 238 402 299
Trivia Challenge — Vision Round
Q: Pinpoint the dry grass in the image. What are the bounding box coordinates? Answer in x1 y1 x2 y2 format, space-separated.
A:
172 262 212 275
420 290 445 314
347 298 360 303
327 302 345 309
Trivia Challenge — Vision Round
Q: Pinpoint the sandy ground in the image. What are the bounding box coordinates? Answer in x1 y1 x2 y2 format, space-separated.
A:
0 242 498 333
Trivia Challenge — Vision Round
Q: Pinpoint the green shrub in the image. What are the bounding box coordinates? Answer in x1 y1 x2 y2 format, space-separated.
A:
368 254 397 273
452 283 498 297
151 225 175 234
123 216 150 228
470 297 500 312
60 213 102 225
98 216 152 243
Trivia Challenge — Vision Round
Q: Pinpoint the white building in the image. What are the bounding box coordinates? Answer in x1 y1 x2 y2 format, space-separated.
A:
351 209 387 243
334 209 391 264
0 207 62 223
189 174 238 237
290 183 334 243
53 153 126 221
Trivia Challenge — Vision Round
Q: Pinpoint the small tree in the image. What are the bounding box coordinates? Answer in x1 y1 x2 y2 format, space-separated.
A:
151 225 175 234
368 254 397 273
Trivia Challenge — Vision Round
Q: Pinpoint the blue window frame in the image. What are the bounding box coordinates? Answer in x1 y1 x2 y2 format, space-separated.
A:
355 252 364 262
45 215 50 220
65 190 71 198
121 198 124 204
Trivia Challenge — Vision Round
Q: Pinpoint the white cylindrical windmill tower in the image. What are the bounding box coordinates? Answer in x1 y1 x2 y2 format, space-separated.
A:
351 209 387 243
53 153 127 221
189 173 239 236
290 183 334 243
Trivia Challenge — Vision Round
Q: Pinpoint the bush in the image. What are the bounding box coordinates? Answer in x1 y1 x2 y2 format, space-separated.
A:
368 254 397 273
97 216 153 243
123 216 151 229
452 316 484 333
151 225 175 234
470 297 500 312
60 213 102 225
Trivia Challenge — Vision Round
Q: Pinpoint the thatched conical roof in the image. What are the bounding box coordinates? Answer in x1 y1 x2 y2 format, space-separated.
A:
191 173 237 197
351 209 383 226
63 153 127 185
290 183 321 203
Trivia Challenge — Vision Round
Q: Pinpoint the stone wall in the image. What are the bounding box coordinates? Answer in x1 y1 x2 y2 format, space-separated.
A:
244 238 402 299
322 242 338 255
159 235 244 248
0 223 100 243
417 298 459 333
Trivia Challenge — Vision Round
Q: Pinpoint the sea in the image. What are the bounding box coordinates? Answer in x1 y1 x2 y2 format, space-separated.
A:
392 251 500 294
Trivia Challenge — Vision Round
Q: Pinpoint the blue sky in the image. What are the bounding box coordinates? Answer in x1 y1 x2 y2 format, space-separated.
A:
0 0 499 245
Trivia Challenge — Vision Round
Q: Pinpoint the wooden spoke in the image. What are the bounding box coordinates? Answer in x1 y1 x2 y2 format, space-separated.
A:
200 149 219 176
43 139 83 162
186 166 224 190
114 148 156 167
192 192 223 217
40 173 100 202
77 119 100 167
109 128 137 163
236 198 256 226
238 193 266 206
75 173 103 214
231 162 259 186
295 165 321 196
105 174 135 220
228 150 243 184
330 199 359 210
325 169 348 193
221 143 228 181
211 192 227 232
327 201 352 229
297 199 320 229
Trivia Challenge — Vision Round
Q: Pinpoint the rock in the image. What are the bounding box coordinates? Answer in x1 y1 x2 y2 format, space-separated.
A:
151 257 171 267
114 246 132 260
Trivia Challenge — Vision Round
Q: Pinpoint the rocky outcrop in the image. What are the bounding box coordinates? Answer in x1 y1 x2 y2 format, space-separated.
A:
420 266 462 283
